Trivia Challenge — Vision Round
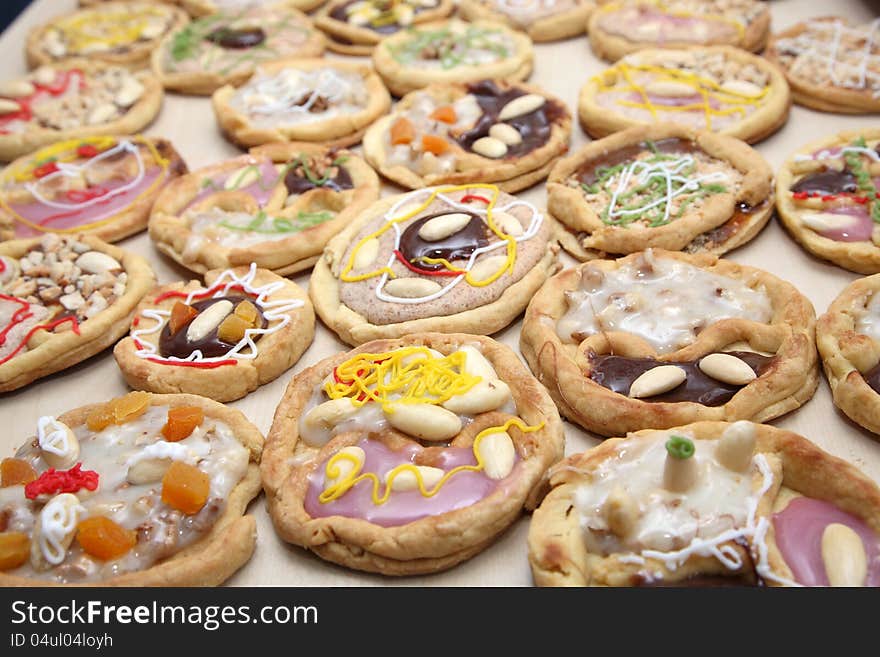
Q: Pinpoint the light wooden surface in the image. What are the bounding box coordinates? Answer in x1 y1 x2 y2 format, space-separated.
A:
2 0 879 586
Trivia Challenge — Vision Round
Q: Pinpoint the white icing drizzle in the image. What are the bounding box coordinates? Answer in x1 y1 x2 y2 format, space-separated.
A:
126 441 199 468
37 416 74 460
855 291 880 343
371 189 543 305
131 263 304 366
794 145 880 163
38 493 84 566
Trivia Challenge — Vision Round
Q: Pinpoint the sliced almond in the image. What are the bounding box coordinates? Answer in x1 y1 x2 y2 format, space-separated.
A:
325 446 365 489
86 102 118 125
384 277 442 298
720 79 764 98
418 212 472 242
0 80 35 98
186 299 234 342
491 210 524 237
0 99 20 115
488 123 522 146
476 430 515 480
224 165 261 191
472 136 508 159
715 421 756 472
822 523 868 586
75 251 122 274
353 237 380 269
387 465 445 492
801 212 859 233
698 353 757 386
384 403 461 441
498 93 546 121
629 365 686 398
645 80 697 97
37 417 79 470
468 254 509 282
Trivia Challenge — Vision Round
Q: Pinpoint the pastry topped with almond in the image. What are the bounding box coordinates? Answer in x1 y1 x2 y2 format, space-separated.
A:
0 392 263 585
261 333 564 574
458 0 595 43
520 249 818 437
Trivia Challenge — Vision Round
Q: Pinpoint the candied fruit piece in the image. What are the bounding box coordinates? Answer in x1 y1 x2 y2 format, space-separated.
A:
86 392 151 431
234 299 259 325
169 301 199 336
76 516 137 561
161 406 204 442
1 458 37 487
390 117 414 145
218 313 249 344
0 532 29 570
161 461 209 515
421 135 449 156
86 405 115 431
430 105 457 123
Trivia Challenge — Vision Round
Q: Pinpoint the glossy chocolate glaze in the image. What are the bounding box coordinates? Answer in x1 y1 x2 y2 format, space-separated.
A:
454 80 565 158
588 350 775 406
330 0 415 33
791 169 858 195
864 361 880 395
686 200 765 252
284 163 353 194
159 295 267 359
206 26 267 49
398 212 488 270
576 137 702 186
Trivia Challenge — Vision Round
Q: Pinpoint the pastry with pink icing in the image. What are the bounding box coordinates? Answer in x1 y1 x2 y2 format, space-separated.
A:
458 0 595 43
261 333 564 574
529 421 880 587
777 129 880 274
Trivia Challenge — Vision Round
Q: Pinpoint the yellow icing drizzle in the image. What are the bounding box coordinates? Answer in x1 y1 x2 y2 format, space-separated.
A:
340 183 519 289
595 62 768 130
52 6 169 52
599 0 746 38
318 418 544 504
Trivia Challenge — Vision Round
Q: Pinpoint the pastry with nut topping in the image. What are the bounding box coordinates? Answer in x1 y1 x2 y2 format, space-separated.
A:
458 0 595 43
529 421 880 586
363 80 571 193
183 0 327 18
0 392 263 585
310 184 560 345
0 234 155 392
520 249 818 437
578 46 790 144
261 333 564 574
548 123 773 260
149 143 380 276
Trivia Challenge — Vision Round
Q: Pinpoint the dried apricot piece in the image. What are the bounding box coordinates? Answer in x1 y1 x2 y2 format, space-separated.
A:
390 117 414 145
86 405 115 431
1 458 37 487
76 516 137 561
430 105 457 123
161 406 204 442
112 391 151 424
234 300 259 325
0 532 29 570
161 461 210 515
218 313 249 344
169 301 199 335
422 135 449 155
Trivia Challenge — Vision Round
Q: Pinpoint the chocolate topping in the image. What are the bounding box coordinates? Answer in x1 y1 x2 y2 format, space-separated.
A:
864 362 880 395
283 163 353 195
398 212 489 270
790 169 858 195
588 351 775 406
576 138 701 186
454 80 565 158
205 26 267 49
159 295 267 359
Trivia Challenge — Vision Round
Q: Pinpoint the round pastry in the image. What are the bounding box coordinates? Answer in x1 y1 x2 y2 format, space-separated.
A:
149 143 380 276
578 46 790 144
548 123 773 260
0 136 187 244
26 2 189 70
0 234 155 393
765 17 880 114
315 0 454 56
182 0 324 18
310 184 560 346
372 19 534 98
0 391 263 585
458 0 594 42
212 58 391 149
520 249 818 437
528 421 880 587
261 333 565 575
0 61 164 163
152 6 326 96
114 265 315 402
817 275 880 436
588 0 770 62
363 80 571 193
776 129 880 274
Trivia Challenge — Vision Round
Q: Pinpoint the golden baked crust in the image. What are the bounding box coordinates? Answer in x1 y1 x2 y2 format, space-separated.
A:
0 136 187 244
212 58 391 149
588 0 770 62
152 6 326 96
363 80 571 193
148 143 380 276
26 2 189 70
0 392 263 587
458 0 594 42
0 234 155 392
316 0 454 56
310 184 561 346
182 0 326 17
113 266 315 402
765 16 880 114
578 46 791 145
372 20 534 97
817 275 880 437
776 128 880 274
528 421 880 586
261 332 565 575
547 123 772 259
0 61 164 163
519 249 818 437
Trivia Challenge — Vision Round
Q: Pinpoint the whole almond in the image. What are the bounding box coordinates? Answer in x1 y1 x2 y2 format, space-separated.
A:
476 430 515 480
325 445 366 488
472 136 508 159
384 402 461 441
186 299 234 342
384 277 442 298
488 123 522 146
498 93 546 121
720 79 764 98
387 465 444 491
418 212 471 242
353 237 380 269
0 99 20 115
87 103 118 125
33 66 56 86
629 365 687 398
491 210 524 237
37 417 79 470
698 353 757 386
75 251 122 274
645 80 697 98
303 397 359 432
127 457 174 485
443 378 511 415
715 421 756 472
821 523 868 586
115 77 144 107
801 212 858 233
455 344 497 380
468 255 509 282
0 80 35 98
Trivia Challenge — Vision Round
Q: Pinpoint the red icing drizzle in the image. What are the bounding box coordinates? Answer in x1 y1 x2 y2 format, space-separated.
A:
0 293 81 366
153 283 246 304
145 356 237 368
0 69 85 135
393 249 460 277
24 463 99 499
460 194 490 204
